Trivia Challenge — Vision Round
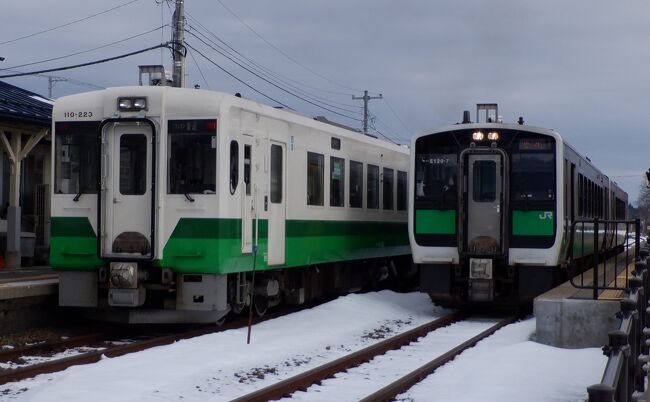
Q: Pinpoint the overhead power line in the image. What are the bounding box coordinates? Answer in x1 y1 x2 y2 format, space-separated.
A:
214 0 363 95
0 43 177 79
186 33 362 123
2 25 167 71
0 0 142 46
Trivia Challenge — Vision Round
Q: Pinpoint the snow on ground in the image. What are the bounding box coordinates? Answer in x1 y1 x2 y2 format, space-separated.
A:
0 291 607 402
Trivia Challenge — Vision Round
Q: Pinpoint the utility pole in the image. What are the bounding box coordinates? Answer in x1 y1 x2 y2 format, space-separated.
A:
172 0 185 88
48 76 67 98
352 90 382 134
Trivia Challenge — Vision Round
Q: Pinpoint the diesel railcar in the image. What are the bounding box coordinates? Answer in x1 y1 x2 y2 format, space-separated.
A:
51 85 411 323
409 107 627 306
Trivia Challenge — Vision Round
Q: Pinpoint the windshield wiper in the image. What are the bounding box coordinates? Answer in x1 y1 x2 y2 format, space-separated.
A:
184 193 195 202
73 192 83 202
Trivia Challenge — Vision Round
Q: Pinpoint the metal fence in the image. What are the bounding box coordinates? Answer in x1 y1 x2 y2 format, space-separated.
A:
567 219 640 299
586 241 649 402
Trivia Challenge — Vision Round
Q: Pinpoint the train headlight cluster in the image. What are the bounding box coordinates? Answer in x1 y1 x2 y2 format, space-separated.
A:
118 97 148 111
472 131 484 141
472 131 500 142
109 262 139 289
487 131 499 141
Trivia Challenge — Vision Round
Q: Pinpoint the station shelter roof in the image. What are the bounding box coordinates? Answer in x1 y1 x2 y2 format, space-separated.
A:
0 81 52 127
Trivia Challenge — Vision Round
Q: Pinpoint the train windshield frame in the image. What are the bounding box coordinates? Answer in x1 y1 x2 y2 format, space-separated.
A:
54 121 101 195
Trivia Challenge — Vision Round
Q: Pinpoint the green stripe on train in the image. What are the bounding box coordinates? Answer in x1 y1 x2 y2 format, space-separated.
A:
50 217 102 269
512 210 554 236
50 217 409 274
415 209 456 235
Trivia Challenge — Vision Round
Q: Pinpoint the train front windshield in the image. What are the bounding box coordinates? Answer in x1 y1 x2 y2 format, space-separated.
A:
54 121 100 195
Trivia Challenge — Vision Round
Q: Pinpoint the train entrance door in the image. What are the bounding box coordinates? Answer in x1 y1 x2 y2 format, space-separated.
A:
267 141 286 265
466 153 503 255
101 122 153 259
241 137 254 254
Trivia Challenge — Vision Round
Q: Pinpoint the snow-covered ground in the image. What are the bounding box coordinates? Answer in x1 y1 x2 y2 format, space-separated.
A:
0 291 606 402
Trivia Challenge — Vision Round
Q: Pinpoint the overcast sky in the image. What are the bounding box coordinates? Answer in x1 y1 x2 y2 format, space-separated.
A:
2 0 648 202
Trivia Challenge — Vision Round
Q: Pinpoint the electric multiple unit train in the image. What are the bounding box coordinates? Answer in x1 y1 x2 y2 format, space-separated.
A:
409 107 628 306
51 85 412 323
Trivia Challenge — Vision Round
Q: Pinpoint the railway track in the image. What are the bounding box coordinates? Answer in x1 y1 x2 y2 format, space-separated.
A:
0 305 308 386
231 312 521 402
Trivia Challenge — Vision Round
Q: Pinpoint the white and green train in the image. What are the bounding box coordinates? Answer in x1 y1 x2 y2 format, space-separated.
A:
51 85 411 323
409 109 628 306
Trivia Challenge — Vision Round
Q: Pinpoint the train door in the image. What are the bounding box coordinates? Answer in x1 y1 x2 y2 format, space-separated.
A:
101 122 153 259
241 137 254 254
267 141 286 265
466 153 503 254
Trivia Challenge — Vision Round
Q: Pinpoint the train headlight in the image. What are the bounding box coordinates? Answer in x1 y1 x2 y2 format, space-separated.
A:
109 262 138 289
487 131 499 141
472 131 485 141
118 97 148 111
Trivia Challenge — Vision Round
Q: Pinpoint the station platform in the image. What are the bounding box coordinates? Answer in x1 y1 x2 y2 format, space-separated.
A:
0 266 59 335
534 251 634 349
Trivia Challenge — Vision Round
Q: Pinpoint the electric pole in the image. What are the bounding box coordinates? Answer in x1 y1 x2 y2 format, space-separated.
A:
172 0 185 88
352 90 382 134
48 76 67 98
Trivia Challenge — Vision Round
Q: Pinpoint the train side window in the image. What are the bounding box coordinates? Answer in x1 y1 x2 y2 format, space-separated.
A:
307 152 324 206
168 120 216 195
367 164 379 209
330 157 345 207
244 145 251 196
349 160 363 208
270 144 282 203
54 121 100 194
397 170 407 211
229 141 239 195
578 174 584 217
383 168 394 210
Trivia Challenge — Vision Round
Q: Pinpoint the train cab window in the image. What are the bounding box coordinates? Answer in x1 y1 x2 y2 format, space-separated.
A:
511 136 555 201
397 171 407 211
168 119 216 195
307 152 324 206
54 121 100 194
383 168 394 210
229 141 239 195
270 144 282 203
349 160 363 208
473 160 496 202
367 164 379 209
414 137 457 208
119 134 147 195
330 157 345 207
244 145 251 196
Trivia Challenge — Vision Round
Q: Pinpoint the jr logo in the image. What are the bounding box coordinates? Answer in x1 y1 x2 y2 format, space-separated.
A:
539 211 553 220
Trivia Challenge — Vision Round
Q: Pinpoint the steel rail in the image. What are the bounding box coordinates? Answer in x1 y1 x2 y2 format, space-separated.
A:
0 333 106 362
358 314 521 402
230 311 466 402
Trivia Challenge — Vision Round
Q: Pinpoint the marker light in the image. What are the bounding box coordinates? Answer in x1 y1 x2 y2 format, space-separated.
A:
472 131 485 141
487 131 499 140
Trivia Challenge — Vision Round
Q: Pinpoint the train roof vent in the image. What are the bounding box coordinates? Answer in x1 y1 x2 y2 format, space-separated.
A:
476 103 498 123
138 65 173 86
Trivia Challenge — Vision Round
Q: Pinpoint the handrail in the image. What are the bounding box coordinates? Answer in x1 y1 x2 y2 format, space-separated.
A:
567 218 640 299
586 243 649 402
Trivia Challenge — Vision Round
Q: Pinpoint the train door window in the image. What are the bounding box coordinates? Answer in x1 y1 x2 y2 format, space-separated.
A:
383 168 394 210
472 160 496 202
244 145 251 196
307 152 324 206
349 160 363 208
330 157 345 207
229 141 239 195
367 164 379 209
397 170 407 211
270 145 282 203
119 134 147 195
168 119 216 194
54 122 100 194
